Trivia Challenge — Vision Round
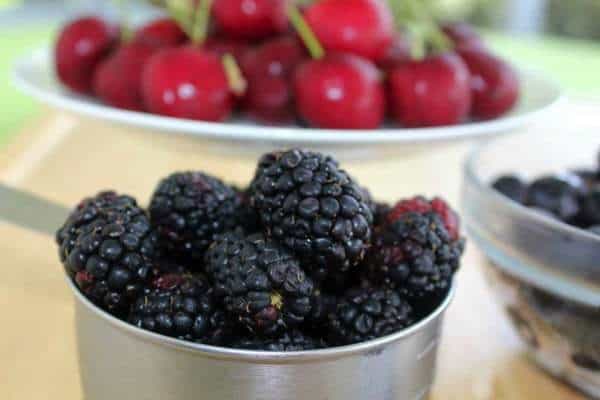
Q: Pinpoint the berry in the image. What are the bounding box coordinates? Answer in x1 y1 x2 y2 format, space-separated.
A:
524 177 580 222
212 0 288 40
570 169 599 193
249 149 373 273
377 34 411 70
234 187 262 234
327 284 413 345
204 37 249 61
388 52 472 127
132 18 188 49
441 22 484 50
205 232 314 336
232 330 325 351
93 42 156 111
244 77 295 123
129 273 234 345
305 288 338 331
581 189 600 226
372 202 391 227
293 53 385 129
387 196 461 241
458 47 520 120
492 175 527 203
142 46 235 121
149 171 241 262
56 192 159 315
304 0 394 62
366 212 464 302
55 16 117 94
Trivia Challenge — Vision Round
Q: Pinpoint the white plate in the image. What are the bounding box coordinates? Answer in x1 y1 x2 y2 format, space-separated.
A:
13 47 563 158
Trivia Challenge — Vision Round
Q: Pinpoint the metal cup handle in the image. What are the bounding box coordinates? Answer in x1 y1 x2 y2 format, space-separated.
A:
0 183 70 236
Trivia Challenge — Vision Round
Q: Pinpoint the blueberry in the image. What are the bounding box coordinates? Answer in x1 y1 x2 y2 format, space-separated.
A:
524 176 580 222
492 175 526 203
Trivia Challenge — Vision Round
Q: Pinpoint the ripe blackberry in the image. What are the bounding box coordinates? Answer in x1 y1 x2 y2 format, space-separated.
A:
305 288 338 332
492 175 527 203
149 171 241 263
372 202 391 227
204 232 314 336
129 273 234 345
232 330 326 351
56 191 159 315
250 149 373 273
327 284 413 345
234 186 262 234
366 212 464 302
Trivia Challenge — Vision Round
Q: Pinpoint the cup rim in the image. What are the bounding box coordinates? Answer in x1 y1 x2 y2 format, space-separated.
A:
67 276 454 363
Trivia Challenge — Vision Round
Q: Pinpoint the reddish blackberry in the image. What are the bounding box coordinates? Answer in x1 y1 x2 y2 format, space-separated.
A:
128 273 234 345
327 284 413 345
149 171 241 262
387 196 460 240
249 149 373 273
232 330 326 351
366 211 464 302
204 232 314 336
56 192 159 315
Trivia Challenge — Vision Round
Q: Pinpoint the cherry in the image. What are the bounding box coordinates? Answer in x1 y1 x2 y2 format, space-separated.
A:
93 42 156 111
212 0 288 40
441 22 484 50
377 33 411 70
458 47 519 120
303 0 394 62
204 37 249 61
132 18 188 49
141 46 235 121
240 36 305 123
55 16 117 94
240 36 305 79
293 53 385 129
388 52 471 127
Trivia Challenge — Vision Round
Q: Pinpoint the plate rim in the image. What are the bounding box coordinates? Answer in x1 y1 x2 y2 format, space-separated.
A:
12 46 564 145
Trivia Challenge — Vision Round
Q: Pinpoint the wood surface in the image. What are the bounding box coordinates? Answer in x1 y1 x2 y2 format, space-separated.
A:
0 108 592 400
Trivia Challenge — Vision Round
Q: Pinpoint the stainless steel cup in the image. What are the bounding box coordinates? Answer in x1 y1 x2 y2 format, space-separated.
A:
1 183 454 400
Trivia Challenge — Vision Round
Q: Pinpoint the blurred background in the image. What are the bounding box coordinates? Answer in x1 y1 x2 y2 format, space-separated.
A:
0 0 599 147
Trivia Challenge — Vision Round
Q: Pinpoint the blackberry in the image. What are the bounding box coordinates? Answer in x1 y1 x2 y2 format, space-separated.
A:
204 232 314 336
305 288 338 332
327 284 413 345
234 186 262 234
128 273 234 345
492 175 527 204
366 212 464 302
232 330 326 351
387 196 460 241
56 192 159 315
524 176 580 222
372 202 391 227
250 149 373 274
149 171 241 263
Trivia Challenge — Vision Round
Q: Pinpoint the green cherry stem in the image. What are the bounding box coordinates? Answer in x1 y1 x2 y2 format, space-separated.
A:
115 0 132 42
166 0 195 38
288 4 325 60
222 53 247 96
191 0 213 45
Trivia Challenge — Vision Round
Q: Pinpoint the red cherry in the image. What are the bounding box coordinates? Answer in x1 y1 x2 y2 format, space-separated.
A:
132 18 188 49
212 0 288 40
55 16 117 94
93 43 155 111
457 47 520 120
245 77 295 123
141 46 234 121
293 53 385 129
304 0 394 62
388 52 472 127
240 36 305 79
441 22 484 50
377 33 411 70
204 37 250 61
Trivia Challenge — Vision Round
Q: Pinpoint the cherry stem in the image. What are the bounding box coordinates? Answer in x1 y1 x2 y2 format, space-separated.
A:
222 53 247 96
115 0 132 42
287 4 324 60
191 0 213 45
166 0 195 38
398 0 452 58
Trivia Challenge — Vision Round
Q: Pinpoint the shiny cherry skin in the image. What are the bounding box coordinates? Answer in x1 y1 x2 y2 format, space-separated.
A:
212 0 288 40
240 36 305 79
304 0 394 62
204 37 249 61
458 47 520 120
245 77 295 123
441 22 484 50
293 53 385 129
141 46 234 121
93 42 156 111
132 18 188 49
377 33 411 70
55 16 117 94
388 52 472 127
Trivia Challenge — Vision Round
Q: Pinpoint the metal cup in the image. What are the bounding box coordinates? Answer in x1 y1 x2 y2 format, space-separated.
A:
0 183 454 400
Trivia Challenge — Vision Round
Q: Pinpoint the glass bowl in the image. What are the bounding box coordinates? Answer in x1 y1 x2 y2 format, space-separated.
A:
461 129 600 398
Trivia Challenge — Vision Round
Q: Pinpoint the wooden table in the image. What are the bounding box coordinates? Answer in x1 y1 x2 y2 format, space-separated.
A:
1 105 596 400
